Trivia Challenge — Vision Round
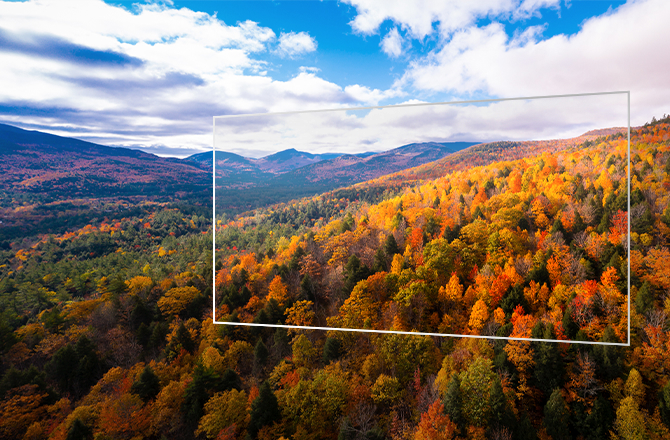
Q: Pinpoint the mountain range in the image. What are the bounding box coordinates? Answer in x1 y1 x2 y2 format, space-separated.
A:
0 122 478 213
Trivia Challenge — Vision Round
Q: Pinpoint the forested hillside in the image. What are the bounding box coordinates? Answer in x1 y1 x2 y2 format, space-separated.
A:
1 117 670 440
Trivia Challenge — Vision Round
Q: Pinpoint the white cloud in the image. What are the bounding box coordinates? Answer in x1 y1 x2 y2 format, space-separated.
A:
0 0 371 156
395 0 670 125
344 84 403 106
381 27 403 58
215 92 628 157
276 31 317 58
343 0 560 38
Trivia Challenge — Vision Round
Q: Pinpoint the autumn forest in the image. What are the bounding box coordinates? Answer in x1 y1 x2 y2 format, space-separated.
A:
2 116 670 440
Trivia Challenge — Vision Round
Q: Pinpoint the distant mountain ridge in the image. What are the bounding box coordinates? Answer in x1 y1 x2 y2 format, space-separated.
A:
186 148 371 175
211 141 479 212
188 141 477 193
0 123 209 199
0 123 477 214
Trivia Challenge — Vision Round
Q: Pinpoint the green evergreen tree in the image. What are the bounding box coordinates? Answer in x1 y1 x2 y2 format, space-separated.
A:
586 395 615 439
131 365 161 402
384 234 400 256
659 380 670 427
635 282 654 315
168 323 196 356
593 326 624 381
372 248 387 273
488 376 515 435
247 381 281 439
323 337 341 364
66 418 93 440
343 255 371 296
533 323 564 396
300 274 316 302
47 344 77 393
562 306 579 340
517 412 539 440
220 368 242 391
254 339 269 369
442 375 464 431
182 364 235 426
544 389 570 440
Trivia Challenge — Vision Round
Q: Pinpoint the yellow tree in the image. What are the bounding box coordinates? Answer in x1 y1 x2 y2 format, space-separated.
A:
195 389 247 439
158 286 199 316
469 300 489 331
267 275 291 308
285 300 316 328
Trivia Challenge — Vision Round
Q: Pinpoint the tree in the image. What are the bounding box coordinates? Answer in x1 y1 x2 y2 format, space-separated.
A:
459 357 496 427
635 282 654 315
267 275 291 308
254 339 269 370
182 364 239 426
442 374 464 432
488 376 515 435
544 389 570 440
592 326 624 381
158 286 199 316
659 380 670 427
516 412 538 440
323 337 341 364
371 374 403 406
131 365 161 402
532 323 564 396
165 323 196 358
384 234 401 256
614 396 648 440
343 255 371 296
247 381 281 440
414 401 457 440
196 389 247 439
624 369 645 407
469 300 489 331
65 418 93 440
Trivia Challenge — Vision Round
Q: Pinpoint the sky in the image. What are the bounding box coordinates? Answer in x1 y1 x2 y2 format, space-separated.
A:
0 0 668 158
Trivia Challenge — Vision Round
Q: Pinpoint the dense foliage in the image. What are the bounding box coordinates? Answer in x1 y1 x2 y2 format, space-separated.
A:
1 116 670 439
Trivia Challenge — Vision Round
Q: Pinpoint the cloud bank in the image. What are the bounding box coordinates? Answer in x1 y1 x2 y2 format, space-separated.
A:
0 0 667 157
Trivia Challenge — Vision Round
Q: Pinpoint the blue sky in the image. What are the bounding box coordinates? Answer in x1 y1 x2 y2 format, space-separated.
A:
0 0 667 157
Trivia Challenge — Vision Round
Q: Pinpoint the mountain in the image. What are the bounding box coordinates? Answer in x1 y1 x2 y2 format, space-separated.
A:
0 123 210 200
0 123 476 217
268 141 478 187
186 148 358 175
215 141 478 212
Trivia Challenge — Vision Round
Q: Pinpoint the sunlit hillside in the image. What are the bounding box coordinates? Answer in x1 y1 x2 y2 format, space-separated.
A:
1 116 670 440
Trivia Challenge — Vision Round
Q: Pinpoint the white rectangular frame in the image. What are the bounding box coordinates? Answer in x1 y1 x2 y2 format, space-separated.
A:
212 91 631 346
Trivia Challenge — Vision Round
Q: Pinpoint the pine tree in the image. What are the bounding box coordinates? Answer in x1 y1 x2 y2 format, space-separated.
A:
544 389 570 440
247 381 281 439
372 248 387 273
442 375 464 432
182 365 238 426
300 274 316 302
517 412 538 440
587 395 615 439
533 323 564 396
66 418 93 440
131 365 160 402
658 380 670 427
593 326 624 381
635 282 654 315
254 339 269 368
323 337 341 364
488 376 515 435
